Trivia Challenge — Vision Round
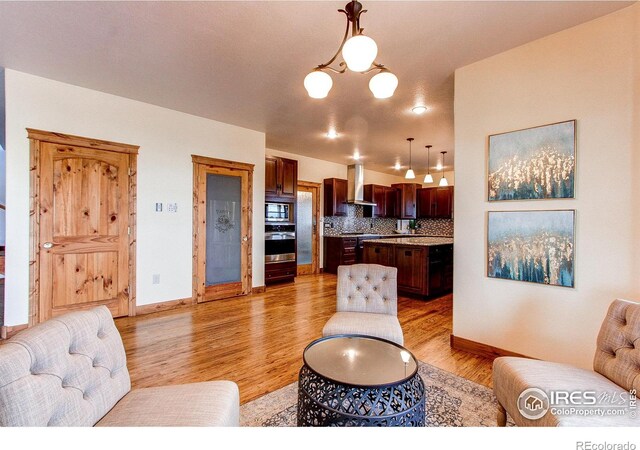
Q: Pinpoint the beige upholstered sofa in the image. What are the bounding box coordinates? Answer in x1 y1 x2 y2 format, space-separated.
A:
493 299 640 426
322 264 404 345
0 306 239 426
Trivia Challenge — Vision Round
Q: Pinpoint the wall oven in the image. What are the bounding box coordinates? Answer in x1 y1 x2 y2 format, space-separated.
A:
265 202 292 223
265 224 296 263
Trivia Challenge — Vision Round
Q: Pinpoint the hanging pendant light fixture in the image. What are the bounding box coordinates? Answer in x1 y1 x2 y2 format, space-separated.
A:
304 1 398 99
405 138 415 179
439 151 449 187
424 145 434 183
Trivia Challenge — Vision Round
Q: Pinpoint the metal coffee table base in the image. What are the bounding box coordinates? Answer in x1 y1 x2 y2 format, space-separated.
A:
297 365 425 427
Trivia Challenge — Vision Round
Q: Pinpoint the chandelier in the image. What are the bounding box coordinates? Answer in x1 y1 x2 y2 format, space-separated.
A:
304 0 398 99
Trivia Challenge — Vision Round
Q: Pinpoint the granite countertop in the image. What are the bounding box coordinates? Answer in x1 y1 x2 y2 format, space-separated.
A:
328 233 453 238
361 236 454 247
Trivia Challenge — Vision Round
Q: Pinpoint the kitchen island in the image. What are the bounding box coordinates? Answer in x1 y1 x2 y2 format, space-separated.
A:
362 236 453 298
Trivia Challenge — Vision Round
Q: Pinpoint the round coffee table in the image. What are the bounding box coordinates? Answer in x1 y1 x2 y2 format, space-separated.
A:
297 334 425 426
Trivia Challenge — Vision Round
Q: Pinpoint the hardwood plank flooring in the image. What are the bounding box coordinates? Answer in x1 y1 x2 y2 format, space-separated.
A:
115 273 494 405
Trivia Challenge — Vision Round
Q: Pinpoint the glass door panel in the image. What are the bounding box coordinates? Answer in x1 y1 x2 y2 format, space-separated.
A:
206 173 241 286
296 190 313 266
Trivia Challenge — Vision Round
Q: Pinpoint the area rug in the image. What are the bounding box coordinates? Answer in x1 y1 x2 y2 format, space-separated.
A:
240 361 514 427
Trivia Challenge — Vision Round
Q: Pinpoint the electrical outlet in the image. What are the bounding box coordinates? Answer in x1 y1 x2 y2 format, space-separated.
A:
167 203 178 213
324 222 332 229
152 274 160 284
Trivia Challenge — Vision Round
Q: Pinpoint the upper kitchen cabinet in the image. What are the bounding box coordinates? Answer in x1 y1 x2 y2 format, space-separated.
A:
323 178 348 216
391 183 422 219
363 184 387 218
363 185 399 218
417 186 454 218
265 156 298 201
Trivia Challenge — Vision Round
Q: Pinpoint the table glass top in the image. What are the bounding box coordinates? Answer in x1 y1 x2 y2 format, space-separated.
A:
303 335 418 386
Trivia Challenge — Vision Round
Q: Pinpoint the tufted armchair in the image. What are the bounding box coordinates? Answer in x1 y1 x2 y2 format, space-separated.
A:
0 306 239 426
493 299 640 426
322 264 403 345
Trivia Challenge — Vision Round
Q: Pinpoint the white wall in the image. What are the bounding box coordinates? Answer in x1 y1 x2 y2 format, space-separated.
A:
453 4 640 368
0 67 5 150
4 70 266 325
0 68 5 246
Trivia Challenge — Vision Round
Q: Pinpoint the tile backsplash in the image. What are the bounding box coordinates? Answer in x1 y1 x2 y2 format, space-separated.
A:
322 204 453 237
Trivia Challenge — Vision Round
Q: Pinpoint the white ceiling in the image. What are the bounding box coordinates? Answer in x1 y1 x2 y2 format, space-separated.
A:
0 1 633 175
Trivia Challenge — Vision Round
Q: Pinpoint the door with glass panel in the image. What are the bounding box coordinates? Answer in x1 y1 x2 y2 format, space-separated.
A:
296 181 320 275
192 156 253 302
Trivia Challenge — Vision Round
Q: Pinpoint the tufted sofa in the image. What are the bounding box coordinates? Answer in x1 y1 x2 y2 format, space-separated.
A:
493 299 640 426
322 264 403 345
0 306 239 426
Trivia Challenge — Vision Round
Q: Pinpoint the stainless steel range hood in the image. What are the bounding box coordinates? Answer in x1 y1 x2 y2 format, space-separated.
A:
346 163 377 206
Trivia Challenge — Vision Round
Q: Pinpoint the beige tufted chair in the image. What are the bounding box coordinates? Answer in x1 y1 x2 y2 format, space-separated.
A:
322 264 403 345
493 299 640 426
0 306 239 426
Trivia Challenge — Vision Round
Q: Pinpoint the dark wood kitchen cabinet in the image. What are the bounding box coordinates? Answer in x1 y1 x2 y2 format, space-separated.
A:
391 183 421 219
266 156 297 201
323 178 348 216
394 246 427 295
361 242 393 266
385 187 398 218
363 185 399 218
323 236 357 274
417 186 454 218
427 244 454 296
265 261 297 285
362 241 453 298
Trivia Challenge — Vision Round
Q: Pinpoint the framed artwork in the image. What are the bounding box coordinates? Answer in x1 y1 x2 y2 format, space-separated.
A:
488 120 576 201
487 210 575 288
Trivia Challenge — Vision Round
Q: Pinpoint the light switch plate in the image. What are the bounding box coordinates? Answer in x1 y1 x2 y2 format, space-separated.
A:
155 203 163 212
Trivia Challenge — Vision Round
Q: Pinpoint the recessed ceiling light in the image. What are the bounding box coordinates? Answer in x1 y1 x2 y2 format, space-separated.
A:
327 129 338 139
353 150 360 160
394 162 401 170
412 105 429 115
436 162 443 171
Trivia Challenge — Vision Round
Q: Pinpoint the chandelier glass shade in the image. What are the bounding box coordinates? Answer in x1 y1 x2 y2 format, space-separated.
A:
304 1 397 99
304 71 333 99
342 35 378 72
369 71 399 99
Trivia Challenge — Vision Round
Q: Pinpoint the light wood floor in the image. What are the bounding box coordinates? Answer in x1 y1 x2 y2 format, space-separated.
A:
115 273 494 405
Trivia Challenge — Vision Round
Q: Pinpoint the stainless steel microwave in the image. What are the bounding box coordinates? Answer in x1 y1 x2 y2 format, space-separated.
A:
265 203 292 222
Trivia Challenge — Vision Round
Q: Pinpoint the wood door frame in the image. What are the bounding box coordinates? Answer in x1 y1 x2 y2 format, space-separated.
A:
27 129 139 326
296 181 321 275
192 155 254 303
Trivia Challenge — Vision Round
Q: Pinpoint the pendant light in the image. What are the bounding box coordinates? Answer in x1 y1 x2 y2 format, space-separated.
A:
405 138 415 179
424 145 434 183
439 151 449 187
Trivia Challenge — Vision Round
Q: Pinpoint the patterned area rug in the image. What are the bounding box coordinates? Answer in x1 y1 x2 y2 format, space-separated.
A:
241 361 514 427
